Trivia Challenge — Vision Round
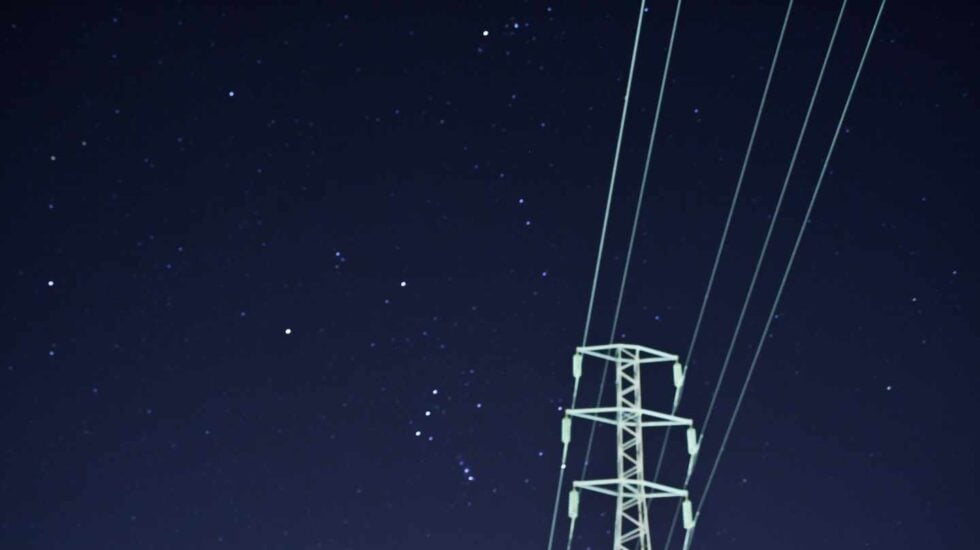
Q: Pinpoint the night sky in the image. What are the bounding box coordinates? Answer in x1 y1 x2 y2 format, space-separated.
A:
2 1 977 548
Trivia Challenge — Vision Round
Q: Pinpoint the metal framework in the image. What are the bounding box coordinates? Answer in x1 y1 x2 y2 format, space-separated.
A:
562 344 699 550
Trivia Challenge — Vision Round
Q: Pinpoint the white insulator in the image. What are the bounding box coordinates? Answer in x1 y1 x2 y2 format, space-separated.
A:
686 426 699 455
561 416 572 444
682 498 695 530
568 489 580 519
672 361 684 388
572 353 583 379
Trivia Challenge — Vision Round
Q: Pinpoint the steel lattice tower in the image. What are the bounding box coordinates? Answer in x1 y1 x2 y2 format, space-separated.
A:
562 344 698 550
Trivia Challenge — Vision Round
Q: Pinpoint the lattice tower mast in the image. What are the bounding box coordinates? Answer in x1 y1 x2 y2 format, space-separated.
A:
562 344 699 550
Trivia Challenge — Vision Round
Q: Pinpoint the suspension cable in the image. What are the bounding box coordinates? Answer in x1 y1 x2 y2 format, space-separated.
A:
576 0 685 517
664 0 852 547
572 3 684 548
650 0 795 489
545 2 648 549
686 3 887 547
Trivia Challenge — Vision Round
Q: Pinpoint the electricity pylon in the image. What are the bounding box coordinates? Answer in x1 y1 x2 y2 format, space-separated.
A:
561 344 699 550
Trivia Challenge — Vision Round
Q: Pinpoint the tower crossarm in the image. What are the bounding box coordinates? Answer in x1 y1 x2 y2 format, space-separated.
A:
566 406 693 428
573 478 688 500
576 343 678 365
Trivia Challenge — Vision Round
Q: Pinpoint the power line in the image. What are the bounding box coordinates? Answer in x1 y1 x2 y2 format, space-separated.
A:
569 3 684 548
567 3 684 548
698 0 847 474
577 0 685 511
650 0 795 491
545 2 648 549
543 0 886 546
687 2 887 546
663 0 862 546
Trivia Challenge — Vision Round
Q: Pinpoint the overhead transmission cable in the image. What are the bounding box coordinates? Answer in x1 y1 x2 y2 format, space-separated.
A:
681 3 887 548
662 0 877 547
576 0 685 507
650 0 795 493
656 2 796 546
567 4 684 549
545 2 648 549
699 0 846 482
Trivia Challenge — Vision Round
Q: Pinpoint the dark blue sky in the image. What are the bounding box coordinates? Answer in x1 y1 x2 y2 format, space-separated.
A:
2 1 976 548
